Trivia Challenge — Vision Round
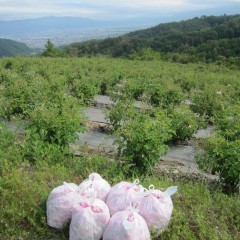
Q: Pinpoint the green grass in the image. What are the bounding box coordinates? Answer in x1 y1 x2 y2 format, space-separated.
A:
0 137 239 239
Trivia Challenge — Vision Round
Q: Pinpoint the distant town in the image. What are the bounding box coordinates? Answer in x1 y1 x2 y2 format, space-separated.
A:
2 26 146 49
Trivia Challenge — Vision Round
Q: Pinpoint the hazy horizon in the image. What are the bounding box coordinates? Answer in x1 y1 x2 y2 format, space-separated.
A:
1 1 240 49
1 0 240 21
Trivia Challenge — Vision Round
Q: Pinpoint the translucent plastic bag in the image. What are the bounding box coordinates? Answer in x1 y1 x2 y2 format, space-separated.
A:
106 179 143 216
139 185 177 234
103 203 150 240
47 182 80 229
70 195 110 240
79 173 111 202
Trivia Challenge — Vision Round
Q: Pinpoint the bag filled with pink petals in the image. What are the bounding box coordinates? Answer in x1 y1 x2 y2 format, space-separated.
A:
79 173 111 202
47 181 97 229
103 203 150 240
70 194 110 240
139 185 177 235
47 182 82 229
106 179 143 216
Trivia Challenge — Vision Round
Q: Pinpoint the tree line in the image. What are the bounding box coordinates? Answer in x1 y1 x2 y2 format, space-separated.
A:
63 14 240 64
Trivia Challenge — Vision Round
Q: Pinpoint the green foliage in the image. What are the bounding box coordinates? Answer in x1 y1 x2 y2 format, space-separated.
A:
1 155 239 239
0 75 35 118
214 103 240 141
118 79 146 100
0 54 239 238
190 86 227 121
106 99 136 131
0 52 239 238
41 39 64 57
157 180 240 240
0 161 72 239
198 135 240 192
69 79 98 104
0 134 124 239
0 123 22 172
129 48 163 61
168 105 200 142
198 103 240 192
66 14 240 64
115 110 173 174
22 95 84 163
3 59 13 70
0 38 33 57
148 84 184 108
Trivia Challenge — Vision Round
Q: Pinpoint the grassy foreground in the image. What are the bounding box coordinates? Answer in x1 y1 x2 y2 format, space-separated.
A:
0 56 239 239
0 124 239 240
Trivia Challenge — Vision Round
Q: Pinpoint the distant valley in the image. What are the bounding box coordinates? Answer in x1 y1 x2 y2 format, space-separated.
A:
2 26 145 49
0 16 154 48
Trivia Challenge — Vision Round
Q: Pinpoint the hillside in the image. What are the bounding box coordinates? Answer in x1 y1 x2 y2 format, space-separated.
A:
0 38 34 57
0 56 239 238
67 14 240 62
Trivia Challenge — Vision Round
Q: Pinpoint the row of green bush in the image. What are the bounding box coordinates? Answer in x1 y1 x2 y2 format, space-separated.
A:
197 103 240 192
1 56 239 121
0 56 239 191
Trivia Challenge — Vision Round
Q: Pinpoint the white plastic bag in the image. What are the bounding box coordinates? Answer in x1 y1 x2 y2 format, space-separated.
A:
103 203 150 240
46 182 80 229
70 196 110 240
139 185 177 233
106 179 143 216
79 173 111 202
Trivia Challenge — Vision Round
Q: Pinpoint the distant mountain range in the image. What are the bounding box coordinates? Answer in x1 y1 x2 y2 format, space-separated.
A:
0 16 156 36
0 17 101 35
0 38 36 57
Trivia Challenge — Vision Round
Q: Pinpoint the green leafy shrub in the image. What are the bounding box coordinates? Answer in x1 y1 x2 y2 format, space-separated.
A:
0 76 32 118
168 105 200 142
23 95 84 163
115 110 173 174
148 84 184 108
70 79 98 104
3 59 13 70
197 103 240 192
173 77 198 93
122 80 146 100
190 86 228 121
0 123 22 173
98 76 121 95
214 103 240 141
106 99 136 131
41 39 65 57
0 70 13 85
198 135 240 192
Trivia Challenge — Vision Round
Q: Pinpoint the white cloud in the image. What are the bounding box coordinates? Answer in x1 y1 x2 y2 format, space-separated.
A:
0 0 239 20
0 1 103 20
0 6 98 16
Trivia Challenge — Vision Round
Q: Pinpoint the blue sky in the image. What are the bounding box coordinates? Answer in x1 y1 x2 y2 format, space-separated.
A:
1 0 240 21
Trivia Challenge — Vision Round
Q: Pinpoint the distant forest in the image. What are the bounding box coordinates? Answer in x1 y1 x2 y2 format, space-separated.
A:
66 14 240 63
